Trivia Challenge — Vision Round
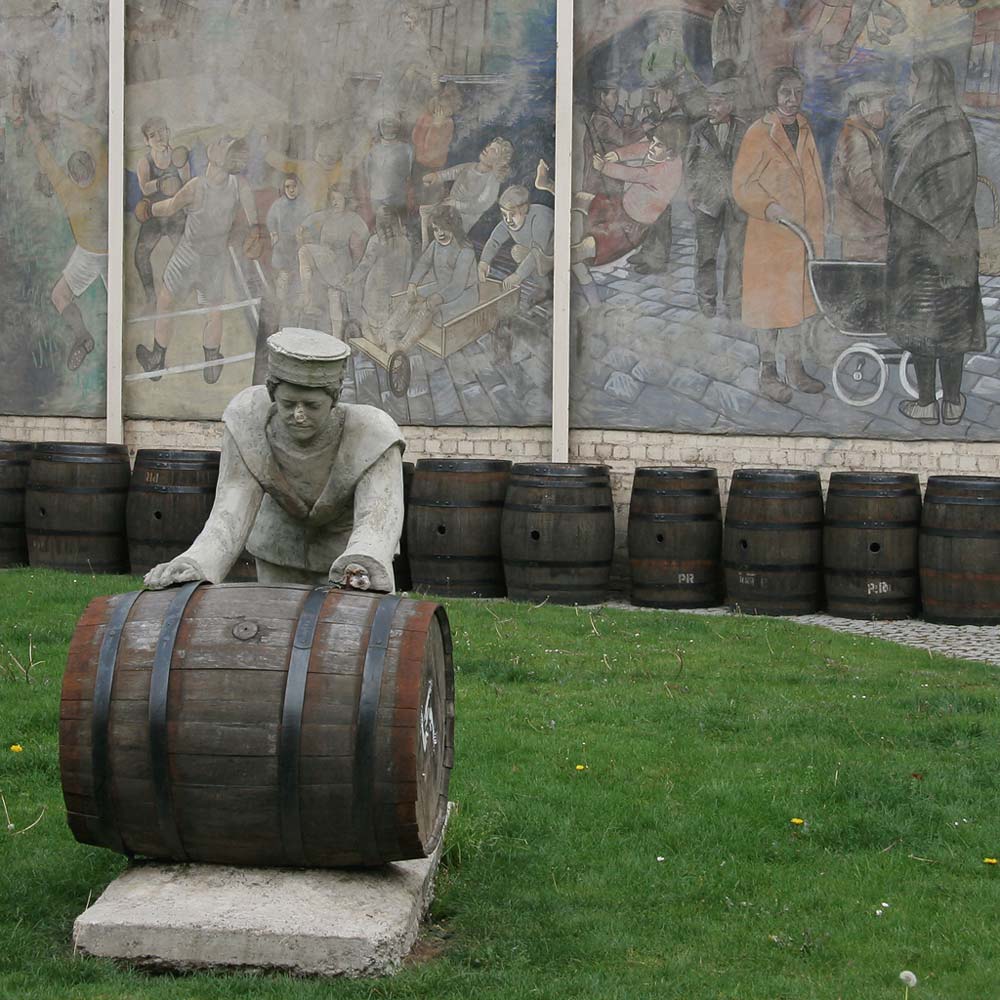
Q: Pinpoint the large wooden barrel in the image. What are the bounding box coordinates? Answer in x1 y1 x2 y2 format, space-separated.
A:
408 459 510 597
723 469 824 615
393 461 415 591
628 467 722 608
127 450 221 576
921 476 1000 625
824 472 921 620
501 464 614 605
60 584 454 867
0 441 34 567
26 443 130 573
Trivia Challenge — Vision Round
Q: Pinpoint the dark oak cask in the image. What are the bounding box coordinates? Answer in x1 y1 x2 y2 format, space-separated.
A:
408 459 510 597
127 450 221 576
628 467 722 608
0 441 33 567
26 443 130 573
921 476 1000 625
723 469 824 615
824 472 921 620
59 584 454 867
501 464 614 605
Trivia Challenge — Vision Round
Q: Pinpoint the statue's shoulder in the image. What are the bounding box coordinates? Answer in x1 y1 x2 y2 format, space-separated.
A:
222 385 271 432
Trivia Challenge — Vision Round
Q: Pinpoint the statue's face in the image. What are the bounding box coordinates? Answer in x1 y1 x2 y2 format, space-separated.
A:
273 382 335 444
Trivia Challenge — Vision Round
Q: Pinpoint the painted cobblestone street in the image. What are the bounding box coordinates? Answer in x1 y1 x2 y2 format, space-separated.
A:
573 213 1000 439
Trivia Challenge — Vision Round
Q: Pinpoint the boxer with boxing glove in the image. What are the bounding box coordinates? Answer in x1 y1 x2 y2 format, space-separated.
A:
133 117 190 307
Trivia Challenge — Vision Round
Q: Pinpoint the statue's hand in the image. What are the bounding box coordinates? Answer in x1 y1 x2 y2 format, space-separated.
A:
341 563 371 591
144 555 205 590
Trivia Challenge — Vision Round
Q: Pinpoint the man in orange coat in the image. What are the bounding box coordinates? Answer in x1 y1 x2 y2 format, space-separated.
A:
733 66 826 404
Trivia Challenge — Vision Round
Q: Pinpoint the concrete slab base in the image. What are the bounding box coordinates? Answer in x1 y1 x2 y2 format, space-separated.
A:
72 821 449 978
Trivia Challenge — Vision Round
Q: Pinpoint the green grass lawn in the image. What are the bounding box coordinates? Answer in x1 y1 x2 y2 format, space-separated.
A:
1 568 999 999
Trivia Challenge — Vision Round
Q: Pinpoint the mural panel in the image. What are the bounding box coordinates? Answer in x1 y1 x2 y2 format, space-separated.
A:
123 0 556 427
570 0 1000 440
0 0 109 417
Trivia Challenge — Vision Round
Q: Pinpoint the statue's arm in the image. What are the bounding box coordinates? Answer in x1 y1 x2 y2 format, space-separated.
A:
145 429 264 588
329 445 405 593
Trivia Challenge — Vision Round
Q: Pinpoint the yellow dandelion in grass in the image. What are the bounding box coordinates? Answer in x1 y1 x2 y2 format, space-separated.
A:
790 817 805 826
575 764 588 771
984 857 998 865
9 745 23 753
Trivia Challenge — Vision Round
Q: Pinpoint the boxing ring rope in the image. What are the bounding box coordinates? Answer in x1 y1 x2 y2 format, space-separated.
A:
126 298 262 324
125 351 256 383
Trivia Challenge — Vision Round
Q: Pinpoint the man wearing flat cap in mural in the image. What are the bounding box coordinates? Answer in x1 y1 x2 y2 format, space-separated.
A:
144 329 406 593
832 81 892 262
684 76 747 318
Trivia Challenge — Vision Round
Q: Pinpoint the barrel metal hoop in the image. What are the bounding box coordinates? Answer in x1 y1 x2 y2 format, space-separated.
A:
92 590 144 857
504 557 611 569
131 484 217 495
26 484 129 495
410 498 504 509
724 560 821 572
825 519 920 529
630 512 720 523
355 594 403 866
279 586 330 867
725 520 824 531
149 580 203 862
504 502 613 514
631 487 718 497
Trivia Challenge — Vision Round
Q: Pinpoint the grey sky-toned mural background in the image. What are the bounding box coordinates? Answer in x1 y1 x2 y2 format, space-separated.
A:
0 0 109 417
570 0 1000 440
123 0 556 427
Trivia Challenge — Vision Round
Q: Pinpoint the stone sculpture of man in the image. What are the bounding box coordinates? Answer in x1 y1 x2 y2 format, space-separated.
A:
144 329 405 592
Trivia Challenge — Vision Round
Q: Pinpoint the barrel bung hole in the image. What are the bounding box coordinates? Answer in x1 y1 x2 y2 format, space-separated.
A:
436 524 447 535
869 541 881 554
530 529 541 541
739 538 748 550
656 533 665 544
37 507 46 518
153 510 163 520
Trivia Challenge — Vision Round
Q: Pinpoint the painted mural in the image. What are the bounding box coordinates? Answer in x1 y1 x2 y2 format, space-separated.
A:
570 0 1000 440
123 0 556 427
0 1 109 417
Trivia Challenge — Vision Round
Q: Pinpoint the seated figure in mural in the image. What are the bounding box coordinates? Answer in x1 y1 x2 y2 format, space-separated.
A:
144 328 405 593
345 206 413 347
832 81 892 262
577 120 685 272
25 112 108 371
640 14 696 93
133 116 190 309
134 136 263 384
885 56 985 427
266 172 311 307
296 186 370 337
478 184 555 298
386 204 479 353
732 66 826 404
419 137 514 247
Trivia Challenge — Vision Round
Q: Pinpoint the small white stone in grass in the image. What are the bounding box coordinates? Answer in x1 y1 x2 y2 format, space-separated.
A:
900 971 918 988
881 901 890 908
656 856 665 862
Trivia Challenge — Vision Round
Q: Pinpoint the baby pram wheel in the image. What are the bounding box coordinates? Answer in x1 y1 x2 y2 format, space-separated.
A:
388 350 411 397
898 351 943 401
832 344 887 407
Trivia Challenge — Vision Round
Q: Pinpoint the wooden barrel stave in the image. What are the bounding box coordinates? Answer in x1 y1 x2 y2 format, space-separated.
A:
920 476 1000 625
0 441 33 567
408 459 511 598
628 467 722 608
393 461 415 591
502 464 614 605
824 473 921 620
26 443 130 573
60 584 453 867
723 469 824 616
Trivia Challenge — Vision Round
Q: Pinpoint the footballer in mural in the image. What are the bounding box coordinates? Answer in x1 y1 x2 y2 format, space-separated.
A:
570 0 1000 441
0 0 109 417
123 0 556 427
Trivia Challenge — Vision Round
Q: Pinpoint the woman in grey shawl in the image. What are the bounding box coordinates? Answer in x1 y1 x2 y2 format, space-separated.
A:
885 56 986 426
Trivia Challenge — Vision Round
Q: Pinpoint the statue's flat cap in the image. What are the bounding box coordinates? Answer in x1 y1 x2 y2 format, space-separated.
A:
267 328 350 387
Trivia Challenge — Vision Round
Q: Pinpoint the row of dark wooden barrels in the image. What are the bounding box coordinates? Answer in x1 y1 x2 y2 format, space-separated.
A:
2 443 997 624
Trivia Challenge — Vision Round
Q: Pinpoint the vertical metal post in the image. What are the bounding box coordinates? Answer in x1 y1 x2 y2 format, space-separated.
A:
106 0 126 445
550 0 574 463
